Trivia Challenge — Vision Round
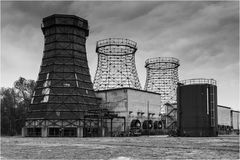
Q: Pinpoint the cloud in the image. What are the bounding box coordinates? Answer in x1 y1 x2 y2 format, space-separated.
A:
2 1 74 28
88 1 161 21
1 1 239 110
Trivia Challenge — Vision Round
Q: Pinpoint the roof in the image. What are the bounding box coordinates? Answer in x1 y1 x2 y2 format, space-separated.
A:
43 14 88 23
217 105 231 109
231 110 240 113
95 87 161 95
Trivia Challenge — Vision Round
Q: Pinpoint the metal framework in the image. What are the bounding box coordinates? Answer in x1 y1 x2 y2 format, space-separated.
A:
93 38 141 91
144 57 180 107
24 14 125 137
163 103 177 130
28 14 99 117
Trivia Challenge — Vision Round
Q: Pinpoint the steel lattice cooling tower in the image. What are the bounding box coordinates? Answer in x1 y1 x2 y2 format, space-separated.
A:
144 57 180 105
93 38 142 90
24 14 101 137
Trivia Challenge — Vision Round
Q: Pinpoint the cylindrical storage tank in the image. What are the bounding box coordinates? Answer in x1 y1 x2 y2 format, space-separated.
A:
177 78 218 137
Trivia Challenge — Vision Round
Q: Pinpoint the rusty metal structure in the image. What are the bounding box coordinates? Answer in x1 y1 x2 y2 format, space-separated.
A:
93 38 141 91
144 57 180 107
23 14 125 137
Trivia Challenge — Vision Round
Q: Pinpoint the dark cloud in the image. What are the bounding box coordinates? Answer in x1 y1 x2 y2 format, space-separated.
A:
91 1 161 21
2 1 74 28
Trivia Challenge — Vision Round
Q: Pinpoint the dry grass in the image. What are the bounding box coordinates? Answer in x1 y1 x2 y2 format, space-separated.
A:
1 135 239 159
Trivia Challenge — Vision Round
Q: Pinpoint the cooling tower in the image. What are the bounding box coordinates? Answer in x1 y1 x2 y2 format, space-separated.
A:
93 38 142 91
144 57 180 105
23 14 100 137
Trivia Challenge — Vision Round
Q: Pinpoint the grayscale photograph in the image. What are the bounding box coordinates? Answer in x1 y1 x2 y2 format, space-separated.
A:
1 1 239 159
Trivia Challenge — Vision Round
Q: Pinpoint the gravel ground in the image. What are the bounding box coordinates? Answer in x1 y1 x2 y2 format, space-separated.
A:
1 135 239 159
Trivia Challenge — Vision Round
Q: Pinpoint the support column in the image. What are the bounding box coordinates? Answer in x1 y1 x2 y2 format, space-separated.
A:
111 118 113 137
102 127 105 137
41 127 47 137
123 117 126 132
77 127 83 137
22 127 26 137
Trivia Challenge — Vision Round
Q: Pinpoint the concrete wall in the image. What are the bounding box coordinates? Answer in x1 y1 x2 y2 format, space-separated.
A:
96 89 128 116
218 106 231 126
95 88 162 134
96 89 128 135
127 89 161 132
232 111 239 130
127 89 161 118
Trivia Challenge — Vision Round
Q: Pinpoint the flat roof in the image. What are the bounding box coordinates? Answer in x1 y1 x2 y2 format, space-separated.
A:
231 110 240 113
95 87 161 95
218 105 240 112
217 105 231 109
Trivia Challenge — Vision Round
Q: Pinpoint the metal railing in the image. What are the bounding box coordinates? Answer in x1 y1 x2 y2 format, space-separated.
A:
179 78 217 86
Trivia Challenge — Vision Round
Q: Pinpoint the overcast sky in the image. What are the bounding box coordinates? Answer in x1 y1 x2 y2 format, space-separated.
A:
1 1 239 110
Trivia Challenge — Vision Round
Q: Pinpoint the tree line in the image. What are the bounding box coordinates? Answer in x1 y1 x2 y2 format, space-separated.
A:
1 77 36 136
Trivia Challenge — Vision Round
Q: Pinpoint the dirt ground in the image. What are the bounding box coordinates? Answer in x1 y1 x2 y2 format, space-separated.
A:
1 135 239 159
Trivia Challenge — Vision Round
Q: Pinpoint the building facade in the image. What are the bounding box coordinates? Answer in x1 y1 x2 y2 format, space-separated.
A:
95 88 163 135
231 110 239 134
217 105 231 134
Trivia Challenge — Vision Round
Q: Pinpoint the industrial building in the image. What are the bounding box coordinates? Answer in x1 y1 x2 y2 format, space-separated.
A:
218 105 232 134
92 39 171 135
95 88 163 136
218 105 240 134
231 110 240 134
23 14 239 137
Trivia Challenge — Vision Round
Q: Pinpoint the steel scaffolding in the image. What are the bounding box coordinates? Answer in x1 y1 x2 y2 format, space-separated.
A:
144 57 180 107
93 38 142 91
